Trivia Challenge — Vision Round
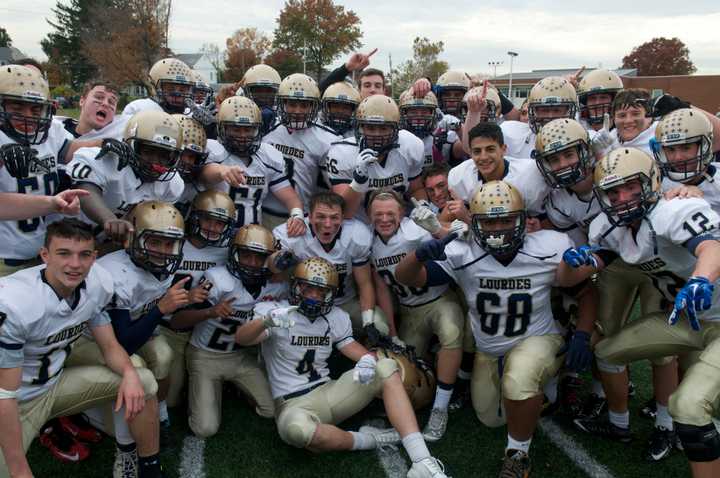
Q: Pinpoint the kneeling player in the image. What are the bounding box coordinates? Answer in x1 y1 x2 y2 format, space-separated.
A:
236 257 449 478
395 181 590 477
0 219 163 477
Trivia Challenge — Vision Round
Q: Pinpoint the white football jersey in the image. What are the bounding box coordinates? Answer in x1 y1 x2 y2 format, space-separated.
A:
422 135 434 170
447 157 549 216
209 142 290 227
0 264 113 402
372 218 448 306
662 163 720 212
437 230 570 356
98 250 173 321
500 120 535 159
326 130 425 222
262 124 340 215
0 125 70 259
589 197 720 320
74 115 129 141
190 265 287 353
255 299 354 398
544 189 601 246
609 122 658 157
122 98 164 116
67 147 185 218
274 219 372 305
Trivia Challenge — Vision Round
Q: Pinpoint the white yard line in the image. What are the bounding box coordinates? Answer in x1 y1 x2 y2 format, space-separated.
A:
364 418 409 478
539 417 618 478
178 435 207 478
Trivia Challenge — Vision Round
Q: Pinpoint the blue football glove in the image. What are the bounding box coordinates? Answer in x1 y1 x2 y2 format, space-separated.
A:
558 331 593 373
668 276 714 331
415 233 458 262
562 245 599 269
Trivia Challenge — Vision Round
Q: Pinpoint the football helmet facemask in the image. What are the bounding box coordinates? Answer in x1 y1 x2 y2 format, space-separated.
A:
321 81 360 135
289 257 339 319
125 201 185 278
123 111 183 182
0 65 53 145
469 180 526 257
527 76 578 134
399 89 438 139
277 73 320 130
148 58 195 114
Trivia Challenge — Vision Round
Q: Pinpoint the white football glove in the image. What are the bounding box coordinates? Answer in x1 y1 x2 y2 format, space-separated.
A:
590 114 615 157
391 336 406 349
350 148 378 193
261 306 298 329
353 353 377 385
449 219 470 241
437 114 461 132
410 198 441 234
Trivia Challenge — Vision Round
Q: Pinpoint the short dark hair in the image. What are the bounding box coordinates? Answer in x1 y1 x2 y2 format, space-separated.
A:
366 189 406 212
309 192 346 214
422 163 449 184
358 68 385 85
613 88 651 115
81 81 120 98
468 122 504 147
45 218 95 247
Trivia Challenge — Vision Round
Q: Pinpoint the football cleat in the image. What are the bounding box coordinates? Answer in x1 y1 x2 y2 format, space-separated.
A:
407 457 449 478
646 426 676 462
499 449 531 478
448 384 471 412
39 422 90 463
113 446 139 478
422 408 449 442
359 425 402 447
573 416 632 443
579 393 607 420
59 414 103 443
640 398 657 419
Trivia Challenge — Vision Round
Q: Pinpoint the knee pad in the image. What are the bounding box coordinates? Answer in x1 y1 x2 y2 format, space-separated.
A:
595 357 626 374
190 417 220 439
502 369 538 402
675 423 720 462
278 409 317 449
376 357 400 381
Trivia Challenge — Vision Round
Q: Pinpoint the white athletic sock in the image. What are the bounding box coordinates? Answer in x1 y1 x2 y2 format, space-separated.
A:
432 387 453 411
402 432 431 463
592 380 606 398
350 431 376 450
608 410 630 429
158 400 169 422
655 403 674 430
543 376 558 404
457 369 471 381
506 434 532 454
112 408 135 446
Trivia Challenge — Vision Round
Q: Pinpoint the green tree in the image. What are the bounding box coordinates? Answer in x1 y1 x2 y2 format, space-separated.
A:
0 27 11 47
622 37 696 76
272 0 362 81
265 49 304 79
392 37 449 96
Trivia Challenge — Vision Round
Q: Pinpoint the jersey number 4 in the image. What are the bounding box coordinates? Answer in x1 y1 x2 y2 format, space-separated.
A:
476 292 532 337
296 349 320 382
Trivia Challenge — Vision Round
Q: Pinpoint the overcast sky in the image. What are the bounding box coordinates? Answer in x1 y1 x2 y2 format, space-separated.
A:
3 0 719 76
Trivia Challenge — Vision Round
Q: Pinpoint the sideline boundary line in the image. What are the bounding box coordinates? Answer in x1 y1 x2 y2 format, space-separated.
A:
178 435 207 478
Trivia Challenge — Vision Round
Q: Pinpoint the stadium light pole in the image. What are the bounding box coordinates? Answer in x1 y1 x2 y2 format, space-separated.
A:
507 51 518 101
488 61 503 79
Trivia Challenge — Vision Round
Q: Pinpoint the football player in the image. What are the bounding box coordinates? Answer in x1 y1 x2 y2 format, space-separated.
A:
123 58 195 116
171 114 210 215
235 257 449 478
274 192 390 337
201 96 305 235
320 81 361 138
368 191 464 442
172 225 281 437
68 110 186 243
0 219 163 478
399 89 439 170
0 65 71 277
396 181 591 478
262 74 340 231
318 48 378 96
434 71 470 118
61 81 125 141
576 69 623 132
327 95 426 223
562 148 720 478
241 64 282 134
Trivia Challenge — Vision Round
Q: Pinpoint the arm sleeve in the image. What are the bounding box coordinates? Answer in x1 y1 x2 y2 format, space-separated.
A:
425 261 454 287
108 307 164 356
319 65 351 94
498 90 515 116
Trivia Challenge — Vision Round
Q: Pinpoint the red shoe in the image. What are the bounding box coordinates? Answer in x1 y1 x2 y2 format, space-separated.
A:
59 415 103 443
39 422 90 463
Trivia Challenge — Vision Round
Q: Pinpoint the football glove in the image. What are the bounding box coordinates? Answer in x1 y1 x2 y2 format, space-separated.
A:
562 245 599 269
558 330 593 372
590 114 615 157
95 138 135 171
350 149 377 193
410 198 441 234
353 353 377 384
668 276 713 331
0 143 37 178
273 250 299 272
261 306 298 329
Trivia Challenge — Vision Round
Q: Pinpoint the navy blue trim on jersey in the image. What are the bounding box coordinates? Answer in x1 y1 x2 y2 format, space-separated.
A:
425 261 453 286
0 341 23 350
269 175 289 186
352 258 369 267
478 159 510 183
57 139 71 165
685 233 717 256
310 122 342 136
517 250 558 261
453 252 491 271
329 177 352 185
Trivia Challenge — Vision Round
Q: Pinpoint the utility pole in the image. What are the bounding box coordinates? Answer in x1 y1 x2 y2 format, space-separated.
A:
488 61 503 79
389 52 394 98
507 51 518 101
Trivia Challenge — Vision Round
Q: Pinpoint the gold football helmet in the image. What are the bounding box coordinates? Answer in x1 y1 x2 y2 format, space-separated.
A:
277 73 320 130
290 257 339 319
527 76 578 134
321 81 360 135
0 65 53 145
534 118 593 188
217 96 263 157
125 201 185 277
653 108 714 184
192 70 212 105
148 58 195 113
355 95 400 153
460 86 502 123
187 190 237 247
399 89 438 139
469 180 526 256
123 110 183 182
172 114 208 181
375 348 436 410
436 70 471 116
228 224 277 284
242 64 282 108
593 147 661 226
577 69 623 126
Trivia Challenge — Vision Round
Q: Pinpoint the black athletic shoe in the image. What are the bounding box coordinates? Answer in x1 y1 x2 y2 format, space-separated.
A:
573 416 632 443
646 426 676 462
640 398 657 419
579 393 607 420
